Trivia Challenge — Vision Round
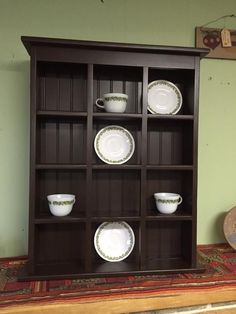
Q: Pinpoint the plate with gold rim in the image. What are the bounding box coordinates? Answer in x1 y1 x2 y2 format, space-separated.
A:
94 221 135 262
147 80 182 114
94 125 135 164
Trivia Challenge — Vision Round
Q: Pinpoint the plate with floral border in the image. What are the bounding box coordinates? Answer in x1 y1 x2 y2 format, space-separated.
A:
94 125 135 164
147 80 182 114
94 221 135 262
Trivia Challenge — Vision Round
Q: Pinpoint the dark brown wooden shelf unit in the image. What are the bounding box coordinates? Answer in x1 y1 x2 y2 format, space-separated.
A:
20 36 208 280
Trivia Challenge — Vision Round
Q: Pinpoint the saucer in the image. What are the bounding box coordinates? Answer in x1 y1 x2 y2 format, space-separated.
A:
94 221 135 262
147 80 182 114
94 125 135 164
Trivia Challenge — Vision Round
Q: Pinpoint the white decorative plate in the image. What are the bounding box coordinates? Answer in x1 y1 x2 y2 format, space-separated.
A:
94 125 135 164
147 80 182 114
94 221 135 262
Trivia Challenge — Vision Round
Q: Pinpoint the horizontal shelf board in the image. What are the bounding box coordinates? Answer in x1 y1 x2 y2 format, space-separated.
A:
145 213 192 221
92 164 142 170
93 113 142 120
146 165 193 170
35 164 193 171
36 164 87 170
34 215 86 224
90 258 192 275
37 110 87 117
144 257 191 271
147 114 194 120
36 112 194 120
35 164 193 170
91 264 204 277
91 216 140 222
34 213 192 224
92 260 140 274
35 261 85 276
19 261 205 281
18 262 83 281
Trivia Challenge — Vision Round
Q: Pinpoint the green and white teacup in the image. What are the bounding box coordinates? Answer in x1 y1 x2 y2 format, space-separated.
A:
154 192 182 214
95 93 128 113
47 194 75 217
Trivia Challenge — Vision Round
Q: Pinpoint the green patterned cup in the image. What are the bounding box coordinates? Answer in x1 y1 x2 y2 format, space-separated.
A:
154 193 182 214
95 93 128 113
47 194 75 217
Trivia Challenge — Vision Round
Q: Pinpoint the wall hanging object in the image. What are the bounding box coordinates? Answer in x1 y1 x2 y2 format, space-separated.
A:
195 27 236 59
195 14 236 59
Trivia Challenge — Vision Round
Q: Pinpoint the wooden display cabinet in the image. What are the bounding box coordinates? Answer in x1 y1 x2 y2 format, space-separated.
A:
20 36 208 280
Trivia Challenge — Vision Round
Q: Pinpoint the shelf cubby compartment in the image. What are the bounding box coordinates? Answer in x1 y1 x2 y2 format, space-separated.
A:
91 169 141 218
146 170 193 217
93 120 141 165
91 221 140 274
147 119 193 166
36 117 87 165
37 61 87 112
145 221 192 270
34 223 86 276
148 68 195 115
35 170 86 219
93 64 143 114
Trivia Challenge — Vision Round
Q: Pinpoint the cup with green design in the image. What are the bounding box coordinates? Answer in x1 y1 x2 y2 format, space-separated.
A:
47 194 75 217
95 93 128 113
154 193 182 214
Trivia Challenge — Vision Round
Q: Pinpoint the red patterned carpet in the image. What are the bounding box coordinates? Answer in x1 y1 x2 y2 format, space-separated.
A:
0 243 236 313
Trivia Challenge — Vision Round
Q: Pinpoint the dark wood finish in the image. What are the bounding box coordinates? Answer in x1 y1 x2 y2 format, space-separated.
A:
146 170 193 216
35 170 86 218
20 36 208 280
21 35 208 56
27 46 37 275
92 170 141 217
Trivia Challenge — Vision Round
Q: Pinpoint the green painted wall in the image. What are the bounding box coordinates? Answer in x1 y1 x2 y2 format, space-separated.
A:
1 0 236 257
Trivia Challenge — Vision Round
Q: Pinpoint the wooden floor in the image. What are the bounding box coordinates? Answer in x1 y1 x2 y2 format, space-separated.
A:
1 285 236 314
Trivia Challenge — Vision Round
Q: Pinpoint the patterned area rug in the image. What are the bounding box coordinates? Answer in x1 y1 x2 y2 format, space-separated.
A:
0 243 236 313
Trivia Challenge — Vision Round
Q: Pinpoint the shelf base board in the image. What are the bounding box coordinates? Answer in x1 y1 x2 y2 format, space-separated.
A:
18 261 205 281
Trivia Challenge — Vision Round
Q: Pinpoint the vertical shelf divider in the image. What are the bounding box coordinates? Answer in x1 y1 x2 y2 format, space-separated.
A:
191 56 200 267
140 66 148 269
85 63 94 272
28 46 37 275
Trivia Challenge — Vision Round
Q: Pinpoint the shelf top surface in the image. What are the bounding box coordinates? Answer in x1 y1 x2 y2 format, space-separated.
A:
21 35 209 58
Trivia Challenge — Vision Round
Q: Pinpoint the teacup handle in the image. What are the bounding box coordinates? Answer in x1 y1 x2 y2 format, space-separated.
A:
95 98 105 109
177 196 183 205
